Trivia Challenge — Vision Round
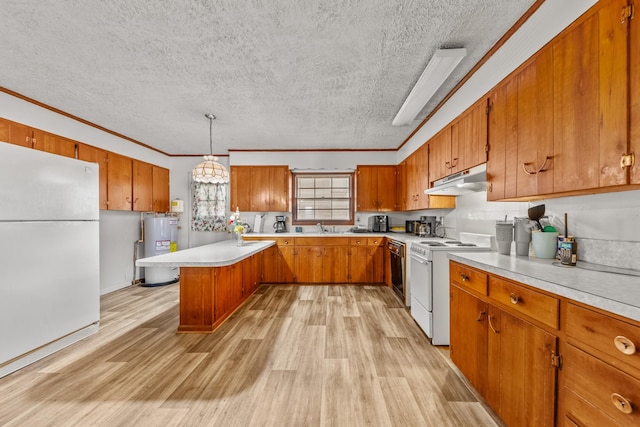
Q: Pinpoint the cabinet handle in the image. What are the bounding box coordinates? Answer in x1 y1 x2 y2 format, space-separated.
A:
522 156 552 175
476 311 486 322
488 315 499 334
509 293 520 305
460 273 470 282
614 336 637 355
445 161 452 169
611 393 634 414
125 197 132 204
450 157 458 168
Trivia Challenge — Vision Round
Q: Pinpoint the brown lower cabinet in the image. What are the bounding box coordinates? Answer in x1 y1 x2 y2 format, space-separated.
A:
245 236 386 285
450 260 640 427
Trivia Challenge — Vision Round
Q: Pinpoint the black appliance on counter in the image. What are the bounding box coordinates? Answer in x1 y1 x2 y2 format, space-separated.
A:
418 216 437 237
368 215 389 232
273 215 287 233
406 220 419 234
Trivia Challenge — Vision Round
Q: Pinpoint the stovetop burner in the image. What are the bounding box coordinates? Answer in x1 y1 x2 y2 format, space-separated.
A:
420 241 446 247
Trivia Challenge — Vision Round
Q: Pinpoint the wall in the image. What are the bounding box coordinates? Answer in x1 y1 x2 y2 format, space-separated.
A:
450 189 640 270
0 92 170 295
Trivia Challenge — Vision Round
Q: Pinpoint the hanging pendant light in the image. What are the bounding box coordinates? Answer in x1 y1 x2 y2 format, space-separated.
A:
192 113 230 183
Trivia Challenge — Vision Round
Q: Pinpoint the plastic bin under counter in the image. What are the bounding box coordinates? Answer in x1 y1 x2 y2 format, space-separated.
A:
448 252 640 323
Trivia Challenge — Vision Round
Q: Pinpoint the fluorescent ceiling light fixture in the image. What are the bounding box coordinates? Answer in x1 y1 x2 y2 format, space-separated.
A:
392 48 467 126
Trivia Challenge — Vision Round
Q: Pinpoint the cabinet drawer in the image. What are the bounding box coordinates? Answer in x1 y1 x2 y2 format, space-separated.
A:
275 238 295 246
566 303 640 372
350 237 368 246
295 237 346 246
449 262 487 295
488 277 559 329
367 237 383 246
564 344 640 427
564 389 620 427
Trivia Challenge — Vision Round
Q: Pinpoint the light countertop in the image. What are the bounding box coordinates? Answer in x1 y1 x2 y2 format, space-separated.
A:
449 252 640 322
245 231 427 244
136 239 275 268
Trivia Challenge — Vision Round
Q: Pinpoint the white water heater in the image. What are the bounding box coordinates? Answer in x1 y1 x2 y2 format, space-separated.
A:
143 216 178 286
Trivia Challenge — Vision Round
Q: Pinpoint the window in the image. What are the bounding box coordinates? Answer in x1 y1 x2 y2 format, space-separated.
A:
292 173 354 225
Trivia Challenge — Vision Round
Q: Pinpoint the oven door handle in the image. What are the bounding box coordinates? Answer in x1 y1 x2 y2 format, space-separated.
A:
411 256 430 265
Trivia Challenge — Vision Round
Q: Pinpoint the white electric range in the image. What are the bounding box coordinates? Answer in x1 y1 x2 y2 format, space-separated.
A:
409 232 494 345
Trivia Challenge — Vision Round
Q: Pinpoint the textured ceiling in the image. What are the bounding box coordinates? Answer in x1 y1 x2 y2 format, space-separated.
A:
0 0 534 155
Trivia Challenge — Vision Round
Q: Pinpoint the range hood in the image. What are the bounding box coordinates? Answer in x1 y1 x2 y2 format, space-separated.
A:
424 163 487 196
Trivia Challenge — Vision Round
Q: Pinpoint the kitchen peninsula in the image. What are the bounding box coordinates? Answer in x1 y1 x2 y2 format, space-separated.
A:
137 239 275 333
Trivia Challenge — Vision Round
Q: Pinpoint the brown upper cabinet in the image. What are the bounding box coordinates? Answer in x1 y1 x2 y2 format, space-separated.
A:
107 152 133 211
0 119 34 148
230 165 290 213
395 161 407 211
429 99 488 185
356 165 397 211
405 143 456 211
38 132 77 159
132 160 153 212
631 0 640 185
152 166 170 213
487 0 637 200
77 143 109 210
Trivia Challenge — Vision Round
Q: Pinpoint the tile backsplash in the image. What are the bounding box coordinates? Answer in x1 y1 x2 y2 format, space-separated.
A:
450 189 640 270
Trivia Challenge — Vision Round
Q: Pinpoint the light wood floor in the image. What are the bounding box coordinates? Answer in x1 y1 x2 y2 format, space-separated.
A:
0 283 502 426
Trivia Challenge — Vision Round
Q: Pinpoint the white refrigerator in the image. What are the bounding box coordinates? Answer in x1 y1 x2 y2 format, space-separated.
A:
0 142 100 378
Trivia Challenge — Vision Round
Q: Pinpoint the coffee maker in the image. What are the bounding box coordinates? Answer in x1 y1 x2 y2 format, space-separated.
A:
418 216 437 237
273 215 287 233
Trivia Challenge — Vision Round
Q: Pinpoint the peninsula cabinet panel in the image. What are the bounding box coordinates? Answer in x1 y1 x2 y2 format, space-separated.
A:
77 143 108 210
178 267 215 333
132 160 153 212
214 264 243 323
552 0 629 192
106 152 133 211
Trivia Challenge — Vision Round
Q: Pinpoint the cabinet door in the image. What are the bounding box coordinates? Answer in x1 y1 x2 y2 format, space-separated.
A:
414 143 431 209
631 0 640 184
396 161 406 211
553 0 628 192
152 166 170 213
77 143 109 210
0 119 33 148
323 246 349 283
428 128 451 184
487 305 557 427
349 245 370 283
249 167 270 212
487 80 518 200
261 246 280 283
278 246 296 283
451 100 488 174
39 132 77 158
356 166 377 211
269 166 289 212
107 152 133 211
516 48 555 198
295 246 324 283
132 160 153 212
376 166 397 211
405 152 418 209
230 166 252 212
450 285 488 396
369 244 384 283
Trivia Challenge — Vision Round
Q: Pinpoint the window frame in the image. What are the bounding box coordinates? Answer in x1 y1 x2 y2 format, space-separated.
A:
291 172 355 226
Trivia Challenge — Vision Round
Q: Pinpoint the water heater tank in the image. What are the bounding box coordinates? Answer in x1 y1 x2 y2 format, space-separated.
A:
142 216 178 286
